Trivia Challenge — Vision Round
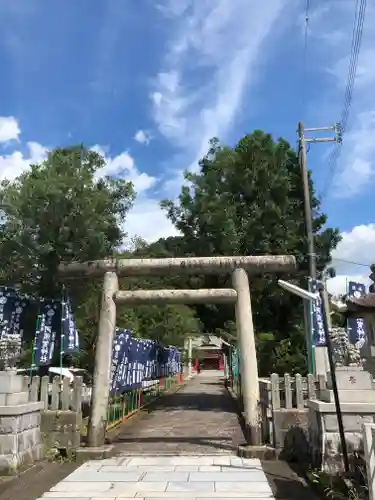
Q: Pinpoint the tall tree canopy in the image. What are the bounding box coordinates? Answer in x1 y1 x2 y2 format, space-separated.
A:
0 148 201 370
0 146 135 297
161 131 341 374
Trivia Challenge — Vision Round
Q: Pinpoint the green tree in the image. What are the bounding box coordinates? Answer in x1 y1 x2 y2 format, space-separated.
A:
0 146 135 365
0 146 135 295
161 132 341 375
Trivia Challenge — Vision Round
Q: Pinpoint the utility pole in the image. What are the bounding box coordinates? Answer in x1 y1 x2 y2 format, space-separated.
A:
298 122 341 376
298 122 317 278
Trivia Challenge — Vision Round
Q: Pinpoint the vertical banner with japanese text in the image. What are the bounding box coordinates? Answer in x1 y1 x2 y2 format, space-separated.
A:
34 300 60 366
309 279 327 346
61 296 80 354
347 281 367 348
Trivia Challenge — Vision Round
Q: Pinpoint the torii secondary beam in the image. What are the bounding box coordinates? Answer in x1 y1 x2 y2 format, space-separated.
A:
114 289 237 305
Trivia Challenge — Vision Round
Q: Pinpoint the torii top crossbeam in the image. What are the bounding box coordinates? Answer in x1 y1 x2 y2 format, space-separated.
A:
58 255 296 277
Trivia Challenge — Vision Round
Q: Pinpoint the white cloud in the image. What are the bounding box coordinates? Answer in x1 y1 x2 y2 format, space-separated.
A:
326 224 374 295
0 116 21 143
124 197 180 243
134 129 152 145
0 119 156 197
93 146 175 242
93 145 156 193
151 0 287 185
329 48 375 89
326 274 371 296
333 110 375 197
0 116 164 242
0 141 47 181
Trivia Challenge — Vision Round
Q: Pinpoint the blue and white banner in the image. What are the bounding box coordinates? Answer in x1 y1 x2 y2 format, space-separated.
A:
110 329 131 394
34 300 60 366
109 332 182 393
347 281 367 348
0 286 30 346
309 279 326 346
348 281 366 299
61 296 80 353
9 296 30 346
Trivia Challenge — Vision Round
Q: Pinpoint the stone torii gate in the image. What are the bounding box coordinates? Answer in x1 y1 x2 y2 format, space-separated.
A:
58 255 296 448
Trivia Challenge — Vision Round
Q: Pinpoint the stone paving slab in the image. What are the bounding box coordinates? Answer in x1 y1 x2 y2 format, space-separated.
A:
112 372 245 455
38 455 275 499
35 373 317 500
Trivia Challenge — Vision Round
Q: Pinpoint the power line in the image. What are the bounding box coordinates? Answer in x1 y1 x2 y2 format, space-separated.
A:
320 0 367 201
331 257 370 268
300 0 310 118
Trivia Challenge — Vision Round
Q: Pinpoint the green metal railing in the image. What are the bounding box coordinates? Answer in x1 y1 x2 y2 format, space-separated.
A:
106 375 181 430
229 346 241 398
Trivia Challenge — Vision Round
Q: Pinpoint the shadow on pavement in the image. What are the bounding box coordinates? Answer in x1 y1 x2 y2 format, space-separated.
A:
115 435 237 451
0 462 78 500
150 392 239 412
262 461 319 499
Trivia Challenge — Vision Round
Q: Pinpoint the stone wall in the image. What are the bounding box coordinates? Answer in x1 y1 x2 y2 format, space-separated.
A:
0 402 44 473
272 409 310 461
308 400 374 472
0 371 45 473
41 410 82 451
307 367 375 472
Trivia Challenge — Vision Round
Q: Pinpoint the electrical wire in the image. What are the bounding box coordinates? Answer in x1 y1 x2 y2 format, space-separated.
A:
320 0 367 201
330 257 370 268
300 0 310 119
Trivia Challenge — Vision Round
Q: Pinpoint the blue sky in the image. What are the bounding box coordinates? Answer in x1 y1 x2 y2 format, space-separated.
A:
0 0 374 293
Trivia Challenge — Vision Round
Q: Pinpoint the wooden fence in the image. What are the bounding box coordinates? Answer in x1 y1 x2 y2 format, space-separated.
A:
22 375 85 412
258 373 327 447
259 373 327 409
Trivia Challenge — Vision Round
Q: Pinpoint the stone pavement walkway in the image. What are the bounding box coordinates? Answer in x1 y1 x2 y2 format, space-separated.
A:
34 372 317 499
112 371 245 455
38 454 275 499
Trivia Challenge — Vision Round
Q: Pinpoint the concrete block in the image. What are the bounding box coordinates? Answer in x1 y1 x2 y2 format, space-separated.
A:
328 368 374 391
324 413 374 432
51 482 117 492
21 411 41 430
62 470 142 482
5 391 29 406
0 372 24 394
18 427 41 452
0 401 44 416
0 415 21 434
166 481 215 493
189 471 267 482
71 445 116 464
0 432 17 454
320 389 375 403
17 443 44 468
324 431 363 457
142 472 188 482
0 453 18 472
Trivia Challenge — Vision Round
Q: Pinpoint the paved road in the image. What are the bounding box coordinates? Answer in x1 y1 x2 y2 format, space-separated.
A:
112 371 246 455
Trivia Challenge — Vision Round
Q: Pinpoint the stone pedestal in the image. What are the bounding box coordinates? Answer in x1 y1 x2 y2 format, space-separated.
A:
0 371 44 473
307 367 375 472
